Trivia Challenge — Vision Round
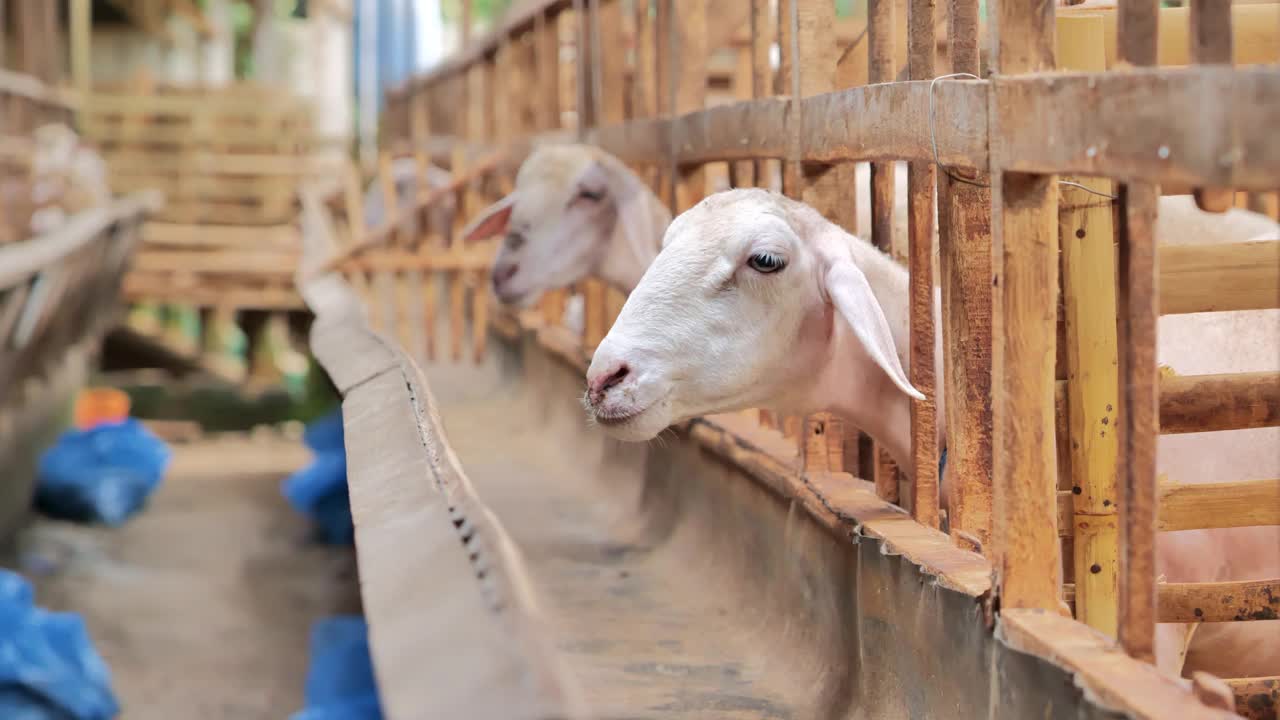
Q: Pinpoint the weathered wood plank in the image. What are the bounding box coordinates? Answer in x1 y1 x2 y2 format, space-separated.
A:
989 0 1063 614
1159 478 1280 532
1159 371 1280 434
1158 579 1280 623
993 67 1280 191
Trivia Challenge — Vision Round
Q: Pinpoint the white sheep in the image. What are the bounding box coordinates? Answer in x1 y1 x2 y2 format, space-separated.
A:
461 143 672 305
361 156 454 235
28 123 111 234
583 187 1279 681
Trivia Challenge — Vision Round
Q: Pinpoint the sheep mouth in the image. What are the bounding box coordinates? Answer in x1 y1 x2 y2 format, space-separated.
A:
592 405 649 427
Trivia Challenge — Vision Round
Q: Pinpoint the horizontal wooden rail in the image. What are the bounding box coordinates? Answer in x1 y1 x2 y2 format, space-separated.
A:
132 250 298 275
1160 372 1280 434
994 66 1280 191
121 278 303 311
1158 479 1280 531
1160 240 1280 315
343 250 493 274
1226 675 1279 720
0 67 79 109
1159 579 1280 622
424 67 1280 194
313 152 504 275
1057 477 1280 537
0 191 163 290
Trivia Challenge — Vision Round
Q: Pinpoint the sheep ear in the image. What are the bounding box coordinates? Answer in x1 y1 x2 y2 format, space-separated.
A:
577 156 660 271
461 192 517 244
824 256 924 400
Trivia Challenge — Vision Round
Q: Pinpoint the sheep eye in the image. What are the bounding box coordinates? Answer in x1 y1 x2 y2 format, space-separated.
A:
576 187 605 202
504 232 525 250
747 252 786 274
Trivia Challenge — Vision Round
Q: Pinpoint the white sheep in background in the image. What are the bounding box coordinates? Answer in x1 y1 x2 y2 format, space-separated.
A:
27 123 111 234
361 155 455 237
462 143 672 306
582 187 1279 682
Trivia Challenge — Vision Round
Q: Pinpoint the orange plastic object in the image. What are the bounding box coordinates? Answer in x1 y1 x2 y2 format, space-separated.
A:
74 388 131 430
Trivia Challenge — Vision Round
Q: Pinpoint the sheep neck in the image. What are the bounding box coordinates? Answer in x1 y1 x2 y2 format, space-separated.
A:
814 238 927 479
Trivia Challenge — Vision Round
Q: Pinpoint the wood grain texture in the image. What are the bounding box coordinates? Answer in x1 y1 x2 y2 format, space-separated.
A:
1159 371 1280 434
1159 240 1280 315
672 0 707 213
992 67 1280 191
1158 579 1280 623
936 0 992 552
989 0 1062 614
906 0 938 528
1060 178 1121 637
1116 180 1159 664
868 0 900 500
1158 478 1280 531
1226 676 1280 720
1189 0 1235 213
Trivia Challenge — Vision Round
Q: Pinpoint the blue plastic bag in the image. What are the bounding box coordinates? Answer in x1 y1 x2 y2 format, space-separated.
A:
0 570 119 720
36 419 170 526
290 616 381 720
282 409 353 545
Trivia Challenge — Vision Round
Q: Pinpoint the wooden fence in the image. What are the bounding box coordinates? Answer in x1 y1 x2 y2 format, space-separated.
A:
325 0 1279 716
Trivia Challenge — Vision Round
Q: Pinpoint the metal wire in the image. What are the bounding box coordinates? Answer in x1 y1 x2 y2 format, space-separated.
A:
928 73 1118 201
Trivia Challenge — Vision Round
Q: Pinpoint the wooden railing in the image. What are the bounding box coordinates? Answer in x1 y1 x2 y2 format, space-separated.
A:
326 1 1279 716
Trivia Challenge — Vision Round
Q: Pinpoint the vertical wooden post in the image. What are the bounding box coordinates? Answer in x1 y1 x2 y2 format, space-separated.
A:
1116 0 1161 666
868 0 900 501
1057 15 1121 638
597 0 626 126
937 0 993 551
632 0 656 121
574 0 598 133
535 8 570 328
749 0 773 187
782 0 844 474
71 0 92 101
1188 0 1234 214
989 0 1063 612
672 0 708 214
907 0 939 528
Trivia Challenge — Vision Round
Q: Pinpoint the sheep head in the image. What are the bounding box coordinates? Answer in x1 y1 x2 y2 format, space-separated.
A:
583 188 922 450
461 144 648 307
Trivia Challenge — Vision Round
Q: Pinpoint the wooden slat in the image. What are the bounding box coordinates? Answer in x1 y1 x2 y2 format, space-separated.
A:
1158 478 1280 531
1159 240 1280 315
1117 180 1161 665
1226 676 1280 720
1114 0 1162 665
993 67 1280 191
989 0 1062 614
906 0 938 528
1060 177 1122 637
936 0 992 552
1056 17 1121 638
672 0 708 212
1188 0 1235 214
1158 579 1280 623
1160 371 1280 434
867 0 900 503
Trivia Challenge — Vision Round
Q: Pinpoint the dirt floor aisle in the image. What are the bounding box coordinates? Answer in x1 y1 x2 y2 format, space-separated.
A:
7 433 360 720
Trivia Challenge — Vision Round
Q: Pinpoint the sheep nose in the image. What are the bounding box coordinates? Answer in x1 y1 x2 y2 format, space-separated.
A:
587 361 630 405
492 263 518 288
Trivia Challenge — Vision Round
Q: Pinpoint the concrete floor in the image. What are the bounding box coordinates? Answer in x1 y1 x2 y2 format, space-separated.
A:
9 432 360 720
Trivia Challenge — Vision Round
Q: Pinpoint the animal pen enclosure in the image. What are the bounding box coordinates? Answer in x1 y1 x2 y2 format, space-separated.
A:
0 48 160 538
299 0 1280 718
